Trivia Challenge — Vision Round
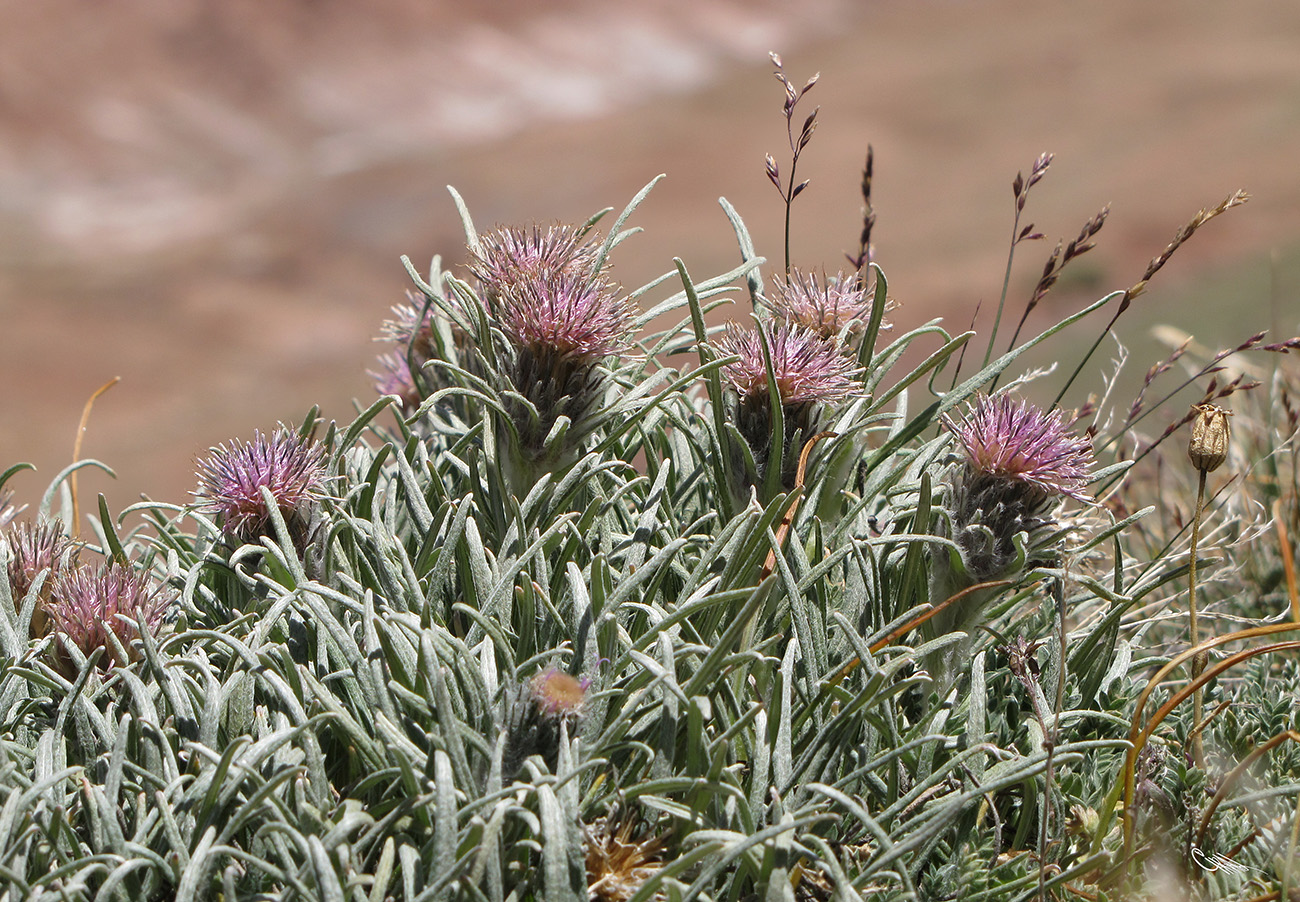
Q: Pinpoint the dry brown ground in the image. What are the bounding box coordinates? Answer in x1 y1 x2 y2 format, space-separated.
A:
1 0 1298 512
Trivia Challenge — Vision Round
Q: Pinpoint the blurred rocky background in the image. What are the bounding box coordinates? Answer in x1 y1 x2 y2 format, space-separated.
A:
1 0 1298 509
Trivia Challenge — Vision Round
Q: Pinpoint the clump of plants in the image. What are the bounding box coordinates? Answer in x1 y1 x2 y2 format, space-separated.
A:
1 53 1298 902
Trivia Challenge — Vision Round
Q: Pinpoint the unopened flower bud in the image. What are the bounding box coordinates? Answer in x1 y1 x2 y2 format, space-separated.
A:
1188 404 1230 473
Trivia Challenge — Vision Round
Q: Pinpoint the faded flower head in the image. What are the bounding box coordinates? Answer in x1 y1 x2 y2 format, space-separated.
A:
585 809 668 902
1188 403 1231 473
767 268 879 343
195 429 328 540
474 224 635 364
719 322 860 407
530 667 588 718
48 561 174 669
502 666 589 781
945 394 1095 503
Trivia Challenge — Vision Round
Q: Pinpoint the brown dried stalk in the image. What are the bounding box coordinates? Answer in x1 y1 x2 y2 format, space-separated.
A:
847 144 876 279
1186 403 1231 769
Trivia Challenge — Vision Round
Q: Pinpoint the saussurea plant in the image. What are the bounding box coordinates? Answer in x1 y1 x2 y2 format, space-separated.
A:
0 53 1298 902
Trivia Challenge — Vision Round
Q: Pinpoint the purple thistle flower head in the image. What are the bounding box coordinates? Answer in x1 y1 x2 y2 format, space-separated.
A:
368 351 420 411
472 224 636 364
48 561 173 669
194 428 328 540
718 322 860 407
469 224 638 467
768 268 879 343
497 274 636 363
380 293 439 363
944 394 1095 502
718 322 861 496
6 520 74 603
473 224 597 299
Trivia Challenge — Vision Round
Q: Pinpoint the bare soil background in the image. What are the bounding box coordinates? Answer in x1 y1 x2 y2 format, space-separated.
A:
1 0 1298 511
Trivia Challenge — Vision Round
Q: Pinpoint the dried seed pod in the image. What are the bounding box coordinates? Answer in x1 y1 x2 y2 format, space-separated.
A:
1188 403 1231 473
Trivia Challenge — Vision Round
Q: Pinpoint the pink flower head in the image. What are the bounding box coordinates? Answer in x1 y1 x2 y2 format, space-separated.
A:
380 293 438 362
530 667 588 718
944 394 1095 502
768 269 877 342
719 322 860 406
6 520 74 602
368 351 420 410
195 429 328 539
473 224 635 364
49 561 173 668
473 224 597 299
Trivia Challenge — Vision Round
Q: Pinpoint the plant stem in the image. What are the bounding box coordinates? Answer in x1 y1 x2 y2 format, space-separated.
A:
1039 578 1067 902
1051 309 1121 411
1188 467 1208 769
983 213 1022 372
783 130 799 278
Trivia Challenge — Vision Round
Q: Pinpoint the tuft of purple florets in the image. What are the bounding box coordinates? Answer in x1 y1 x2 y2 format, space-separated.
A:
719 322 860 406
474 224 636 364
6 520 74 603
473 225 596 301
195 429 328 540
717 322 861 495
767 268 878 343
380 294 439 363
469 224 638 466
368 351 420 411
945 394 1095 502
48 561 173 669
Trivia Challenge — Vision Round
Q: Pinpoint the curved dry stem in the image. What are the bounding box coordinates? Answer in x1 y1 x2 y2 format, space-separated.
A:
1194 729 1300 849
71 376 120 535
868 577 1016 655
1120 636 1300 864
1276 498 1299 623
